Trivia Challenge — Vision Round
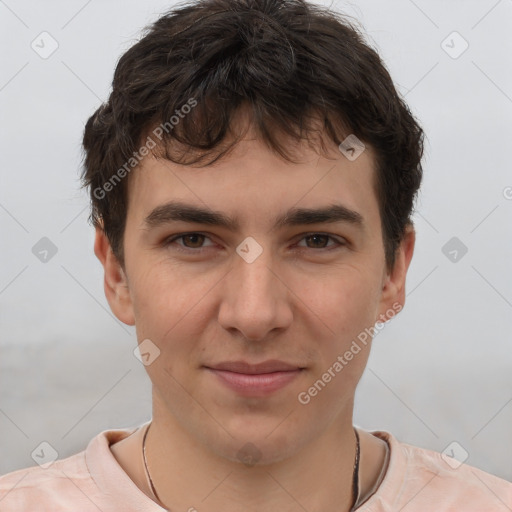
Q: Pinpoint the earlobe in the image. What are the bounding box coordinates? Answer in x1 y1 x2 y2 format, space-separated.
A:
93 226 135 326
376 224 415 323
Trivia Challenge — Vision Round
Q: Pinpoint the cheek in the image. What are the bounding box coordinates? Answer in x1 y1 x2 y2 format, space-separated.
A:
129 264 213 357
131 262 201 318
292 265 380 394
295 273 376 416
130 266 213 398
295 264 380 337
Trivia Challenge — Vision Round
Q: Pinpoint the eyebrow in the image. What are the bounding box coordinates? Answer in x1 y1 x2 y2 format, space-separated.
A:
143 201 365 232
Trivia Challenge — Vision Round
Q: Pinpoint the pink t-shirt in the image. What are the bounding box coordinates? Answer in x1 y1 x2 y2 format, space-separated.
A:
1 424 511 511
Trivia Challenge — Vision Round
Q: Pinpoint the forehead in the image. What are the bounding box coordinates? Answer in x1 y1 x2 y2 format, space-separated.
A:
125 130 380 235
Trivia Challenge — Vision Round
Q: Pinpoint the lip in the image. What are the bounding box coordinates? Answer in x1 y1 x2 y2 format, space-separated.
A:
208 360 303 374
204 360 305 397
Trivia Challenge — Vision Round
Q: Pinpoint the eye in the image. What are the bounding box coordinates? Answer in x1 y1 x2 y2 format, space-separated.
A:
295 233 345 250
164 232 215 252
163 232 346 254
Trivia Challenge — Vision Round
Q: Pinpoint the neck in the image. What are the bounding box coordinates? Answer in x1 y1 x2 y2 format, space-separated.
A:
144 399 359 512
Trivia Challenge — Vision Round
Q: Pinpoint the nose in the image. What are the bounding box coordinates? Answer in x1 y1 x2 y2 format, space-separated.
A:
217 245 293 342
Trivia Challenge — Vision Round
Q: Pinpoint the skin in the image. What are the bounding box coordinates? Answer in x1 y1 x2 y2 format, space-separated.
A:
96 113 415 512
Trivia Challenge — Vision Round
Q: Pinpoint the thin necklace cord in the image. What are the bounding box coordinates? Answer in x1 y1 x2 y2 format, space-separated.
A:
142 421 360 510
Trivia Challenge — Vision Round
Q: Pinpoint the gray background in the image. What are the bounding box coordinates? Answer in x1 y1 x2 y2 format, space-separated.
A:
1 0 511 483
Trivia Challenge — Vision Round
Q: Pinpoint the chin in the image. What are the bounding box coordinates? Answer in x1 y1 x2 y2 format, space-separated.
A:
205 419 310 467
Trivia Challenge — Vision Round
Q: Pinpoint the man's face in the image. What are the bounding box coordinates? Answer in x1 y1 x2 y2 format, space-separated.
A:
100 123 412 464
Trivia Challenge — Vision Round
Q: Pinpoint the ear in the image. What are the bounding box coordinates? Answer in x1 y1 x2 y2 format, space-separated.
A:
376 223 415 323
94 226 135 326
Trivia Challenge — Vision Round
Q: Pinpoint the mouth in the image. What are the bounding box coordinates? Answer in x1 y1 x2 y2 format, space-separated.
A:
203 360 305 397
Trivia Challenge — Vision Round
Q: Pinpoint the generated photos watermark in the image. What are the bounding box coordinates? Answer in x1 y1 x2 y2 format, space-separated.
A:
298 301 403 405
93 97 198 200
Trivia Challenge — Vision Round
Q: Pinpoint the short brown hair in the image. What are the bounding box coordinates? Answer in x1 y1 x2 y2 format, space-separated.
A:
81 0 424 272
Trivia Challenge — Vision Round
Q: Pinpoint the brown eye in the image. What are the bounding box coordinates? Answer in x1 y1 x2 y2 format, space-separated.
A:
164 232 215 252
296 233 345 250
304 234 330 248
181 234 206 248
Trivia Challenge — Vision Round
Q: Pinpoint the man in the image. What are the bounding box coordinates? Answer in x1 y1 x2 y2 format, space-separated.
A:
1 0 511 510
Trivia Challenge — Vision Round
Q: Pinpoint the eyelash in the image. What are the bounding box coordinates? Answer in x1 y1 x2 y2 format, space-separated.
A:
163 232 346 254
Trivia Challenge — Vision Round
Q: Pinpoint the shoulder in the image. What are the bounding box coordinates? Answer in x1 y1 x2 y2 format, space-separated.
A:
0 450 94 511
362 430 512 511
0 425 141 511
